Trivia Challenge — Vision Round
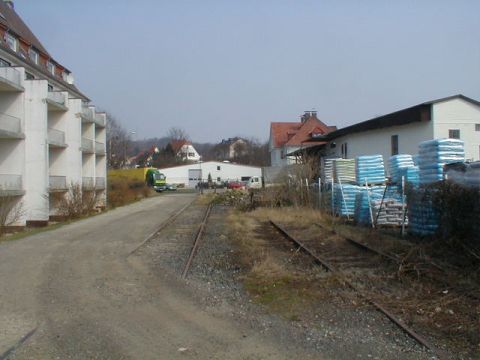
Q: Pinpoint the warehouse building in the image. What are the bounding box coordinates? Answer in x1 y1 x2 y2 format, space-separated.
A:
0 1 106 226
159 161 262 188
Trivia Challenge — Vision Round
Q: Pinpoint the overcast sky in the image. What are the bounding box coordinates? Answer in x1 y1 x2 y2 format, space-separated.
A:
15 0 480 143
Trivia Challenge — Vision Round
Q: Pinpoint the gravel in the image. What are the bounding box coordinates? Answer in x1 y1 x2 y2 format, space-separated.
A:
138 204 440 360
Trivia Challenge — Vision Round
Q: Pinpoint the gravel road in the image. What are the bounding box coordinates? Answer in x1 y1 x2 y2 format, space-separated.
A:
0 194 322 359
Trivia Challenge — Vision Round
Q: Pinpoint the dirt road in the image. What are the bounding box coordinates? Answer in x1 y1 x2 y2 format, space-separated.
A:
0 194 317 359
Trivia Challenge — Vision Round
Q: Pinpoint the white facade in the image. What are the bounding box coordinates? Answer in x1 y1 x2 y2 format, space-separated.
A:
159 161 262 188
324 96 480 162
177 143 201 162
269 145 299 167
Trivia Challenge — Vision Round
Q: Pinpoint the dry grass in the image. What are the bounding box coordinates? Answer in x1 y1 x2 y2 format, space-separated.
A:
107 176 154 208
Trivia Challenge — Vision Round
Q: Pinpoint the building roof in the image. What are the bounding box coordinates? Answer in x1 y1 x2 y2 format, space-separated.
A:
0 2 89 100
270 112 336 148
170 139 192 154
325 94 479 140
0 2 49 55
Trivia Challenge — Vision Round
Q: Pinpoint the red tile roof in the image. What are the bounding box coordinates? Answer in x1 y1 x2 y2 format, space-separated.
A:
270 114 335 148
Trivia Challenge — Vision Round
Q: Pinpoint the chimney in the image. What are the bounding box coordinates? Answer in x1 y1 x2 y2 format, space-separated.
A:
4 0 14 9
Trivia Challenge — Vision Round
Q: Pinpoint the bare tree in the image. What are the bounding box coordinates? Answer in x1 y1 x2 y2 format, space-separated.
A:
106 112 132 169
167 127 189 141
0 192 24 235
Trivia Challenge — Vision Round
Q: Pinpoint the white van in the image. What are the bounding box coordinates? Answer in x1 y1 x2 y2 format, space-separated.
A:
246 176 262 189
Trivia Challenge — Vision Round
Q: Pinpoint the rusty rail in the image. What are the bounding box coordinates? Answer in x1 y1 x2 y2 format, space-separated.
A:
182 203 213 279
128 200 194 256
270 220 446 359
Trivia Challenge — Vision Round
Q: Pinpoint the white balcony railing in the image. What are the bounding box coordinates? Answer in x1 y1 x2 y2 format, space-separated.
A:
82 177 94 190
81 137 94 153
49 176 67 191
0 67 22 88
48 128 66 146
95 113 106 127
95 177 106 190
0 174 23 192
95 141 105 155
0 112 21 134
47 91 66 105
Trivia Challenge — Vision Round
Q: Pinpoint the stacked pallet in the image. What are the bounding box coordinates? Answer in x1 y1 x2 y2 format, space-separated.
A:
399 166 420 187
354 186 384 225
418 139 465 184
321 158 340 184
407 188 439 236
333 184 359 216
333 159 356 184
372 198 407 226
388 154 415 184
356 155 386 185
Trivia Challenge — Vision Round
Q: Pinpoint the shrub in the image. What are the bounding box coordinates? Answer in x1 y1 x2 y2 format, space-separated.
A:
0 191 24 235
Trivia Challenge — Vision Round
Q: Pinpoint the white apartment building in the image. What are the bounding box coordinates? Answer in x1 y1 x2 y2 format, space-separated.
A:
0 1 106 226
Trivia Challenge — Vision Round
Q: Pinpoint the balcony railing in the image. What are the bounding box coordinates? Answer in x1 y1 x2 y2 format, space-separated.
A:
94 113 106 127
81 106 95 123
95 141 105 155
95 177 106 190
82 177 94 190
49 176 67 191
47 91 66 105
48 128 66 147
0 67 23 90
0 174 23 194
81 137 94 153
0 112 22 135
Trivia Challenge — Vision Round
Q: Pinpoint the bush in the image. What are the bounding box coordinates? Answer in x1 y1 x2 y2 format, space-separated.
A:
52 183 100 220
107 176 152 208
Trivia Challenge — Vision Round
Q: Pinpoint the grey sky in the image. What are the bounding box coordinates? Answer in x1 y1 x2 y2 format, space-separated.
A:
15 0 480 143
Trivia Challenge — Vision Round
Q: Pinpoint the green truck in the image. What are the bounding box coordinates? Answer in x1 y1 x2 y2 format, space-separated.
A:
145 168 167 192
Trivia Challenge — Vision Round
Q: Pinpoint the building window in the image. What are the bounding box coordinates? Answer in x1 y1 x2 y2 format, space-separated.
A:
217 166 221 170
47 61 55 75
62 72 68 82
475 124 480 132
217 177 221 182
47 84 53 92
0 57 10 67
188 152 195 157
25 72 34 80
28 48 38 64
5 33 17 51
449 129 460 139
341 143 348 158
391 135 399 155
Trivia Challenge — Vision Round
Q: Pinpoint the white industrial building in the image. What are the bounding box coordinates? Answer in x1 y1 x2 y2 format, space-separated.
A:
159 161 262 188
321 95 480 161
0 2 106 226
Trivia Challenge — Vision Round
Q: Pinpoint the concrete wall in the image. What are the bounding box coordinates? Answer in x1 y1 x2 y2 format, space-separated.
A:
23 79 49 222
64 98 82 186
432 98 480 161
324 120 434 161
159 161 262 187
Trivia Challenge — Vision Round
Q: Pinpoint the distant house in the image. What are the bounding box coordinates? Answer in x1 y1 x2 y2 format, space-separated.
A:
170 140 201 162
216 137 248 160
303 94 480 162
269 111 337 166
130 146 159 167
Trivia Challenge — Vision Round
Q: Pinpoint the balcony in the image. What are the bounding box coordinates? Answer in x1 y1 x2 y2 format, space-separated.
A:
0 113 24 139
0 67 23 92
48 128 67 148
95 141 105 155
94 113 106 128
81 137 94 153
48 176 67 192
80 106 95 123
82 177 94 190
0 174 24 196
46 91 68 112
95 177 106 190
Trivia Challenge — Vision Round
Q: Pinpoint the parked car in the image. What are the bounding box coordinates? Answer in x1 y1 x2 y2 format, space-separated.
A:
227 181 245 190
245 176 263 189
166 183 177 191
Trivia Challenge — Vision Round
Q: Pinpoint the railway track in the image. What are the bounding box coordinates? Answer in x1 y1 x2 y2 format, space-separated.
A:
270 219 447 360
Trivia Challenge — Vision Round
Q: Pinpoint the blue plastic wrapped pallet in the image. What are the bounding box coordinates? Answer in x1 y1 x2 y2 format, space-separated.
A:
407 187 439 236
356 155 386 185
354 186 385 224
418 139 465 184
400 166 420 187
333 184 359 217
388 154 415 184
